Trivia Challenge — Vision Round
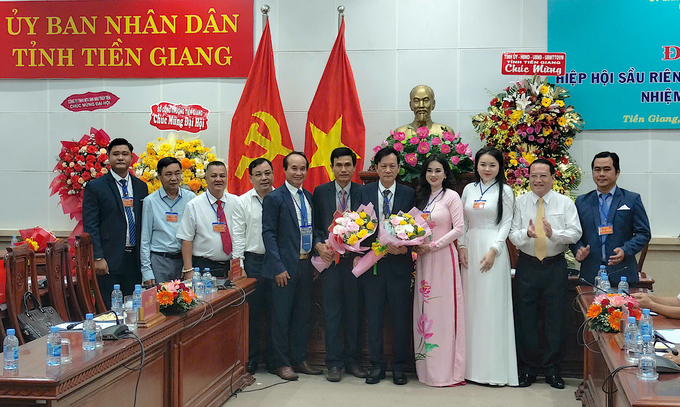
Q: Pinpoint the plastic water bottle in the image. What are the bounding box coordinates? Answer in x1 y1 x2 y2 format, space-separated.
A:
10 235 18 246
111 284 123 317
195 279 206 299
192 268 202 293
637 334 659 381
618 276 629 295
599 273 611 294
3 329 19 370
202 269 212 294
625 317 640 363
46 326 62 366
82 313 96 351
211 276 218 293
595 265 606 290
130 285 142 331
640 308 653 337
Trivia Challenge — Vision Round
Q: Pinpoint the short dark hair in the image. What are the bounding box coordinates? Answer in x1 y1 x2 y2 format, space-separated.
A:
330 147 357 166
107 138 133 154
374 146 401 165
157 157 181 174
206 161 227 172
591 151 620 173
248 157 273 175
529 158 555 175
283 151 308 170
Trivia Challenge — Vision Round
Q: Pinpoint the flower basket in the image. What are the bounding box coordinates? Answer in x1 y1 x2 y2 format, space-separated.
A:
369 127 474 183
472 75 584 196
157 280 198 315
586 293 641 333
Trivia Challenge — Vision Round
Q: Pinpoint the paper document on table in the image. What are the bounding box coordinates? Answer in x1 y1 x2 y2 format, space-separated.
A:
655 329 680 344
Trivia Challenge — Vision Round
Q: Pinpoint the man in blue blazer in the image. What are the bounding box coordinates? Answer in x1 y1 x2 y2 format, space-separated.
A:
83 138 149 308
262 151 322 381
312 147 368 382
572 152 651 286
357 146 415 385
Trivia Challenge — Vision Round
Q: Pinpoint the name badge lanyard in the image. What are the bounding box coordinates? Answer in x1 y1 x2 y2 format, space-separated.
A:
474 181 497 209
208 193 227 233
381 189 394 219
338 191 348 212
292 192 313 252
163 192 182 222
424 189 444 213
599 194 613 259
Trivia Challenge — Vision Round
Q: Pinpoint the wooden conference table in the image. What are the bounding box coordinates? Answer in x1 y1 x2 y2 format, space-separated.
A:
576 286 680 407
0 278 255 407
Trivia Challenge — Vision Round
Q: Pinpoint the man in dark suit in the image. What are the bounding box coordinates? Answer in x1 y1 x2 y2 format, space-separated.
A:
356 146 415 385
83 138 149 308
262 151 322 381
313 147 368 382
572 151 651 286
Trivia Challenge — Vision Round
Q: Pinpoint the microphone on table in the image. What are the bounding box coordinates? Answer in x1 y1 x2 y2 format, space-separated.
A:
578 265 631 295
66 310 121 330
654 333 679 356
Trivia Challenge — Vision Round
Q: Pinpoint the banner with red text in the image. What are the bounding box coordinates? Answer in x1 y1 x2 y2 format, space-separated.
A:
1 0 253 78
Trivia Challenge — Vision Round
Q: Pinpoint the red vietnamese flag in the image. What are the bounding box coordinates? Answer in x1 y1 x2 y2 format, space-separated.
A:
228 19 293 195
303 17 365 190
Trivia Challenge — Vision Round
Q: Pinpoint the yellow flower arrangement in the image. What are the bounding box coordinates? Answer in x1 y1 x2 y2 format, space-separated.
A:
133 133 218 194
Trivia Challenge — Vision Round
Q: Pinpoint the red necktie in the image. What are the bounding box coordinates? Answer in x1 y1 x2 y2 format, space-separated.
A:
216 200 232 255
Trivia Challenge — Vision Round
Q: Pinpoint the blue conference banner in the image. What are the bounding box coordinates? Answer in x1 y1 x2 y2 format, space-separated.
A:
548 0 680 130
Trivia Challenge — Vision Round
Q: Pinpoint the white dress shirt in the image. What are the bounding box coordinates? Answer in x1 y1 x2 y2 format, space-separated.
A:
377 181 397 220
284 181 313 255
176 190 239 262
111 171 134 246
509 190 582 257
232 188 273 262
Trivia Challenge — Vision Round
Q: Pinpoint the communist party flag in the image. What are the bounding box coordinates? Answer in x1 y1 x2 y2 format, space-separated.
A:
228 19 293 195
303 17 365 190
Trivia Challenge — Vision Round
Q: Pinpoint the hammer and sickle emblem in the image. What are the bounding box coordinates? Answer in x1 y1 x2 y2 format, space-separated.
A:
235 111 292 178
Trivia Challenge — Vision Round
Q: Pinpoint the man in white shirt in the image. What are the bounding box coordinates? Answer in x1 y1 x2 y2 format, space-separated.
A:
232 157 275 375
177 161 238 279
509 158 582 390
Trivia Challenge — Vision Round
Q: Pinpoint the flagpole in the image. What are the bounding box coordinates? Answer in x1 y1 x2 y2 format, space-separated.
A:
337 5 344 31
261 4 269 32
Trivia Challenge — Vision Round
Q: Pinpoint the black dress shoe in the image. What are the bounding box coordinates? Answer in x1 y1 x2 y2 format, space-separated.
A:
545 374 565 389
266 363 277 375
365 368 386 384
346 365 368 378
518 373 537 387
247 359 258 374
327 366 342 382
393 371 408 385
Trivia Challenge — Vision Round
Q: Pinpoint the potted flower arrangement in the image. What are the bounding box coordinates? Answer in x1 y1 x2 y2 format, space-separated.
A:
156 280 198 315
133 133 217 194
369 127 474 183
586 293 641 333
472 75 584 196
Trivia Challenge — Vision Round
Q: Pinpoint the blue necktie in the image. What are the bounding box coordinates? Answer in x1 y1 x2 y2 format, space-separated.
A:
599 192 611 261
383 189 392 219
297 190 308 226
119 179 136 246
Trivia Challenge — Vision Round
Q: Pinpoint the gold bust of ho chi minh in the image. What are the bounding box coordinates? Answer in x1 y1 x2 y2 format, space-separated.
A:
395 85 451 136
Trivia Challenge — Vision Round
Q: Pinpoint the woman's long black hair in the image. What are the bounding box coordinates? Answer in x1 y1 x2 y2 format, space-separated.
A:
415 155 456 210
473 147 507 225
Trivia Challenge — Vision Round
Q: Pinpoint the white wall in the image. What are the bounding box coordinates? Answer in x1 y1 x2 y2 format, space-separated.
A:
0 0 678 239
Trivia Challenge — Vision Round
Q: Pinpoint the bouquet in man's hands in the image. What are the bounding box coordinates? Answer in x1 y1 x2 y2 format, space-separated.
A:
352 209 431 277
311 203 379 272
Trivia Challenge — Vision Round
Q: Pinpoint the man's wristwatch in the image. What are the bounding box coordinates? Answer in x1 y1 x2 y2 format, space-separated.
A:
95 258 103 261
